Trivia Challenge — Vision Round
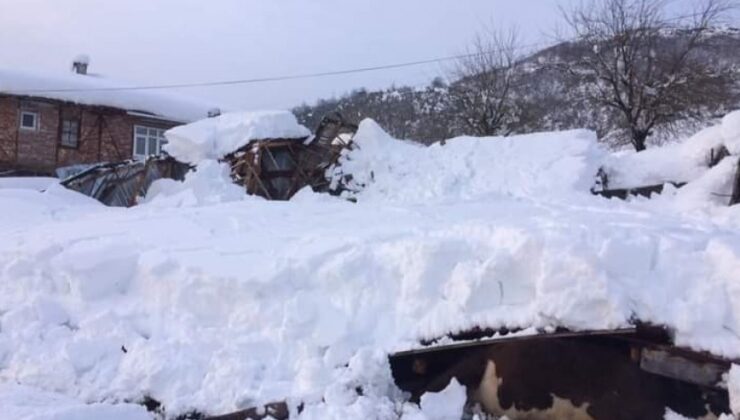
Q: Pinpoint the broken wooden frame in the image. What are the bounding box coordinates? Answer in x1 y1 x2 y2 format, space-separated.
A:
224 113 357 201
60 156 190 207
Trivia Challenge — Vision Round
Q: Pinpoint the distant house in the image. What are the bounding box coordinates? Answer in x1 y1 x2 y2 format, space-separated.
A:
0 58 218 175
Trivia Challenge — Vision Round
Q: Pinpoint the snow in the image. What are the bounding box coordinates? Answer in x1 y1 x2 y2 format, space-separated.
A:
730 365 740 416
417 379 467 420
332 120 602 203
1 116 740 419
1 384 150 420
142 160 251 207
163 111 311 164
0 177 58 191
601 111 740 190
0 68 217 123
722 110 740 155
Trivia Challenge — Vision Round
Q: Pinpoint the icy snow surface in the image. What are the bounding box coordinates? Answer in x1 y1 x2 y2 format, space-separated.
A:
1 118 740 419
0 68 216 123
163 111 311 164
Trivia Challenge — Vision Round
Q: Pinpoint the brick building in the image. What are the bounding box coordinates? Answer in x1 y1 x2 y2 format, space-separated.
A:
0 62 217 175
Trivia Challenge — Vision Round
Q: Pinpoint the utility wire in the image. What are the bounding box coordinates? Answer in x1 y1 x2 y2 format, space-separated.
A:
7 41 552 94
4 10 732 95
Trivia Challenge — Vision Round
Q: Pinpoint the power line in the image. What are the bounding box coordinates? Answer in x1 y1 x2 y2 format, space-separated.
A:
4 9 730 95
7 41 551 95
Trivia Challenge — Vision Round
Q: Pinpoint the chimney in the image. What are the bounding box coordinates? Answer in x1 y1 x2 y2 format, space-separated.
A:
72 54 90 75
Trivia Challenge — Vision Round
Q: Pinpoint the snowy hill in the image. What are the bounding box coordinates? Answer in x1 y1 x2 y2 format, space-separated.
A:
1 116 740 419
295 28 740 147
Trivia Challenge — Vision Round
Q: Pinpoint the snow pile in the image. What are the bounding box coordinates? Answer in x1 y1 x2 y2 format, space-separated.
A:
730 365 740 416
601 110 740 190
1 384 150 420
164 111 311 164
723 111 740 155
1 116 740 419
333 119 603 203
417 380 467 420
0 177 58 191
0 68 217 123
143 160 250 207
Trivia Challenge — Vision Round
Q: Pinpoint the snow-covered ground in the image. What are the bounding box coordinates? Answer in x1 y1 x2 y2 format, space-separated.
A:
0 177 58 192
1 112 740 419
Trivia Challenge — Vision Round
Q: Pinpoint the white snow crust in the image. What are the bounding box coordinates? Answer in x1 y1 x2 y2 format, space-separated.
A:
163 111 311 164
1 116 740 419
0 68 217 123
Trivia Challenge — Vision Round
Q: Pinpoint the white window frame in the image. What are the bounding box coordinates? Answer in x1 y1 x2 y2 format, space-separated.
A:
132 125 167 159
19 111 39 131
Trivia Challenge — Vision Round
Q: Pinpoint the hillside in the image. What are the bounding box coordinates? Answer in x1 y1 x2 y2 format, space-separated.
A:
294 28 740 148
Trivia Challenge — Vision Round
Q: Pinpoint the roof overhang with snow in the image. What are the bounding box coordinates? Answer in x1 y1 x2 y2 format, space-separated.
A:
0 68 218 123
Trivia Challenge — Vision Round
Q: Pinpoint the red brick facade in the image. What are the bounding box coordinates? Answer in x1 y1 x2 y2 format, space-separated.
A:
0 95 182 175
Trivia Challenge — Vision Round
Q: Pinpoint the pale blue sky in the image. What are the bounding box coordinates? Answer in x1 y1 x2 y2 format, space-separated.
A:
0 0 729 110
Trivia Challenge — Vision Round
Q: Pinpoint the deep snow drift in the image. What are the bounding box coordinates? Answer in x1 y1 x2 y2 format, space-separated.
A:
1 116 740 419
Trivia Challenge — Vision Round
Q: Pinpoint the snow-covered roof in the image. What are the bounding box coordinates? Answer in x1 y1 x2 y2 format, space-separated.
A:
0 68 218 123
164 110 311 164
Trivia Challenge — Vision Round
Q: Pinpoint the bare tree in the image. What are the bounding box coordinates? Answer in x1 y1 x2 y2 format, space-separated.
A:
562 0 737 151
448 29 522 137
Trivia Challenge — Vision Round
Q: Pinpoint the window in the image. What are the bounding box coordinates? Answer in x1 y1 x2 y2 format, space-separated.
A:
60 119 80 148
133 126 167 159
20 111 39 131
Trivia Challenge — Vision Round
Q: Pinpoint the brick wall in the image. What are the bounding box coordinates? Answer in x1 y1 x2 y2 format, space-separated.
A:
0 95 183 174
0 96 18 168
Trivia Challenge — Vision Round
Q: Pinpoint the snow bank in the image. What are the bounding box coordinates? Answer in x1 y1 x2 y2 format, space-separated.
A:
1 384 150 420
2 117 740 418
333 119 603 203
142 160 251 207
0 68 216 123
602 111 740 189
0 177 58 191
723 111 740 155
730 365 740 416
164 111 310 164
418 379 467 420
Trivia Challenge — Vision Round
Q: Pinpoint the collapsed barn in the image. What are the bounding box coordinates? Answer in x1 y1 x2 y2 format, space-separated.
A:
224 113 357 200
61 113 357 206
